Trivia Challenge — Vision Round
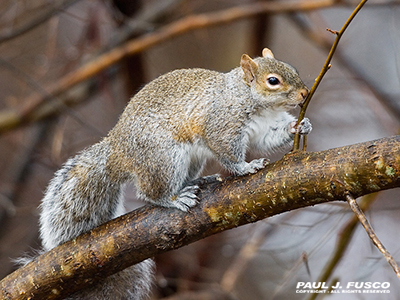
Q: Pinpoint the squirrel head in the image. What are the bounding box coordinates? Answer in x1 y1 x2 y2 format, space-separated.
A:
240 48 308 111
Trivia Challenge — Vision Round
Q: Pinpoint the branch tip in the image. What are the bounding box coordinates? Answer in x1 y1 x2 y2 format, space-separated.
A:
346 193 400 281
326 28 339 35
292 0 368 152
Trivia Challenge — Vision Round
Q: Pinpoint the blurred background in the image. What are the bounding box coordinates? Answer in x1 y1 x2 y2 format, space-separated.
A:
0 0 400 299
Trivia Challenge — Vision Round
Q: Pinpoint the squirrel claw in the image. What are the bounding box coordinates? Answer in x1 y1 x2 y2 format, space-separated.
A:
172 185 200 211
190 174 223 186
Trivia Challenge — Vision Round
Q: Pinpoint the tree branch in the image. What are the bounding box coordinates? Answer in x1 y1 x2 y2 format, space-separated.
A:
346 193 400 280
0 0 81 45
2 135 400 299
308 194 378 300
0 0 336 135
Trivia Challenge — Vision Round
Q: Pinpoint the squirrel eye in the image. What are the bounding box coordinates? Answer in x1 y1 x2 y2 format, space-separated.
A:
267 76 280 85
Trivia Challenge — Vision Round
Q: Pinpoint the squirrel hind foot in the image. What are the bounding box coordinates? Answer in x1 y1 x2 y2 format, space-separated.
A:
170 184 200 211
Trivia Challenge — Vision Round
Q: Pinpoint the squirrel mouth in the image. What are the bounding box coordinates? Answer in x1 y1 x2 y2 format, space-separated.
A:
286 104 298 109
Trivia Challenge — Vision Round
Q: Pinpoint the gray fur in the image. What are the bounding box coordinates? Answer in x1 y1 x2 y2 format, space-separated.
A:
38 49 311 299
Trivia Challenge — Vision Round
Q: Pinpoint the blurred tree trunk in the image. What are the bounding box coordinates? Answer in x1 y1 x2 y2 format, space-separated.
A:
111 0 146 97
249 0 271 57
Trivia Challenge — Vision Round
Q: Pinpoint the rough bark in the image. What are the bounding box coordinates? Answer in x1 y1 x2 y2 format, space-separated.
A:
1 135 400 300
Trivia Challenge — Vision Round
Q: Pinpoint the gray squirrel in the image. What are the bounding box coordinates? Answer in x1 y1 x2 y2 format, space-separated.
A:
38 48 311 299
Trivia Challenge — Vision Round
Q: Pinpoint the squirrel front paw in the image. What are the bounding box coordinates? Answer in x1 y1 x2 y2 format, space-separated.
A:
238 158 268 175
289 118 312 135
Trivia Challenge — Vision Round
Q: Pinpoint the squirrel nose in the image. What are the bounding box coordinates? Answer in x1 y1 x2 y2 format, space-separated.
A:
298 88 309 107
300 88 309 99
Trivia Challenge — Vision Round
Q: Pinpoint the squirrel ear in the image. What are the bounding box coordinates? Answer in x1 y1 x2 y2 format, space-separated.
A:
241 54 258 85
262 48 274 59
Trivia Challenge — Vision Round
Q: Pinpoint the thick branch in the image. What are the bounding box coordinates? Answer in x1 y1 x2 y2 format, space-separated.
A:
2 135 400 299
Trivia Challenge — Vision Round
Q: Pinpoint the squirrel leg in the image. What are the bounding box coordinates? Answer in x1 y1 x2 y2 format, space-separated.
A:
167 154 214 211
136 145 209 211
211 138 267 176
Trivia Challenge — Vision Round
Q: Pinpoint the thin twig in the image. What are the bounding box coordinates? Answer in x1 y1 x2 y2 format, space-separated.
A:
0 0 80 44
346 193 400 281
307 194 378 300
288 14 400 131
302 135 308 151
292 0 369 151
